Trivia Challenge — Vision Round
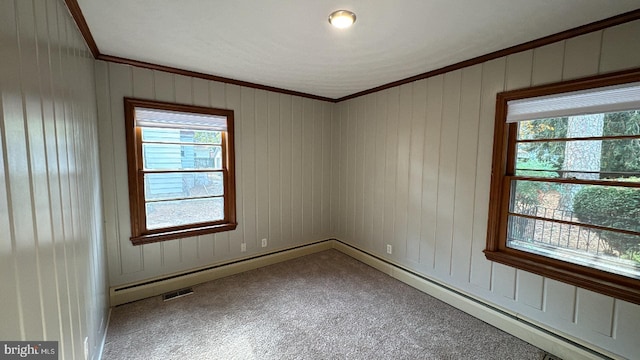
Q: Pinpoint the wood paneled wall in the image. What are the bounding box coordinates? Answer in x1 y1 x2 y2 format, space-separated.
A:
330 20 640 358
0 1 108 359
96 61 333 286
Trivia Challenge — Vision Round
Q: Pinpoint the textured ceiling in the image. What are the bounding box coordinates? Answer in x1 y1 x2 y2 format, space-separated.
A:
77 0 640 99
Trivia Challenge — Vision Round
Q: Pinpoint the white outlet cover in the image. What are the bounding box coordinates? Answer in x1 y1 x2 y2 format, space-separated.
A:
261 238 267 247
386 245 393 254
241 243 246 252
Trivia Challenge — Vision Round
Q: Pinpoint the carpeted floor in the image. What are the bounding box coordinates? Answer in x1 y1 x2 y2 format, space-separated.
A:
103 249 547 359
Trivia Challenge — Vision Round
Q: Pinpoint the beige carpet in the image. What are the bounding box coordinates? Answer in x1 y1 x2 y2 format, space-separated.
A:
103 249 547 359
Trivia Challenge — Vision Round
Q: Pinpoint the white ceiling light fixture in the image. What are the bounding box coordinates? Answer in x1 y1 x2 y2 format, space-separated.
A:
328 10 356 29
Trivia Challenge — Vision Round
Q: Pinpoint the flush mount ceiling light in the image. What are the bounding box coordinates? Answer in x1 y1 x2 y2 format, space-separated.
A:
328 10 356 29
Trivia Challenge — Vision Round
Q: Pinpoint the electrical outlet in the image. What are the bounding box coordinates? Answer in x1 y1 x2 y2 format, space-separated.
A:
241 243 246 252
386 244 392 254
261 238 268 247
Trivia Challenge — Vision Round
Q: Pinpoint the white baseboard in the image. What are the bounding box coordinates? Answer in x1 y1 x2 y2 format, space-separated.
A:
331 240 614 360
109 240 333 306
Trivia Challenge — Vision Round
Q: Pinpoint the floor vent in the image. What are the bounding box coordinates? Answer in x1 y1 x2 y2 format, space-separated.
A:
542 354 562 360
162 288 194 301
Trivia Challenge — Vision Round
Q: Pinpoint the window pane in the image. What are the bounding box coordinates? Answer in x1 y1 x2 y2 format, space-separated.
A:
142 144 222 170
516 110 640 141
516 139 640 180
507 215 640 280
142 127 222 144
517 117 568 140
510 180 640 234
603 110 640 137
146 197 224 230
145 172 224 201
514 141 562 178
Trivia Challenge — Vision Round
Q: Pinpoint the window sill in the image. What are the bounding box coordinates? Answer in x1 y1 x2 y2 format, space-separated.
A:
484 249 640 305
130 222 237 245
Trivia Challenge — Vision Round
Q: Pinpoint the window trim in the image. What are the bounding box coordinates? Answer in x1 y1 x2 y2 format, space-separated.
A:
484 68 640 305
124 98 237 245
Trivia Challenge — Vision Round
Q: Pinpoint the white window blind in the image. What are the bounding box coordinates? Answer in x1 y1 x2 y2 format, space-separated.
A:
506 82 640 123
135 108 227 131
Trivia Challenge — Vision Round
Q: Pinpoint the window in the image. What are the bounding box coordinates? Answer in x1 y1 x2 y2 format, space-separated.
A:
124 98 237 245
485 70 640 304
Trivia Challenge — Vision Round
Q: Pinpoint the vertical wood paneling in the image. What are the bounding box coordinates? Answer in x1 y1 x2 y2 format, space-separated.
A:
451 64 482 281
406 81 426 264
362 95 375 248
354 97 365 243
395 84 412 260
290 96 303 243
492 263 517 300
531 42 565 86
332 103 343 236
254 90 269 247
614 300 640 356
563 32 602 80
517 271 544 310
576 289 615 337
312 101 323 239
383 88 399 253
95 61 120 280
505 50 533 91
434 70 461 275
1 1 108 358
372 91 387 253
420 75 443 268
110 63 143 273
50 4 76 353
268 92 282 247
16 0 46 339
544 279 576 323
280 95 293 246
469 58 506 289
217 83 237 257
302 99 314 240
34 0 64 341
329 104 339 235
600 21 640 73
346 100 357 241
241 87 258 250
55 20 79 353
341 102 349 239
322 102 332 237
1 0 26 340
